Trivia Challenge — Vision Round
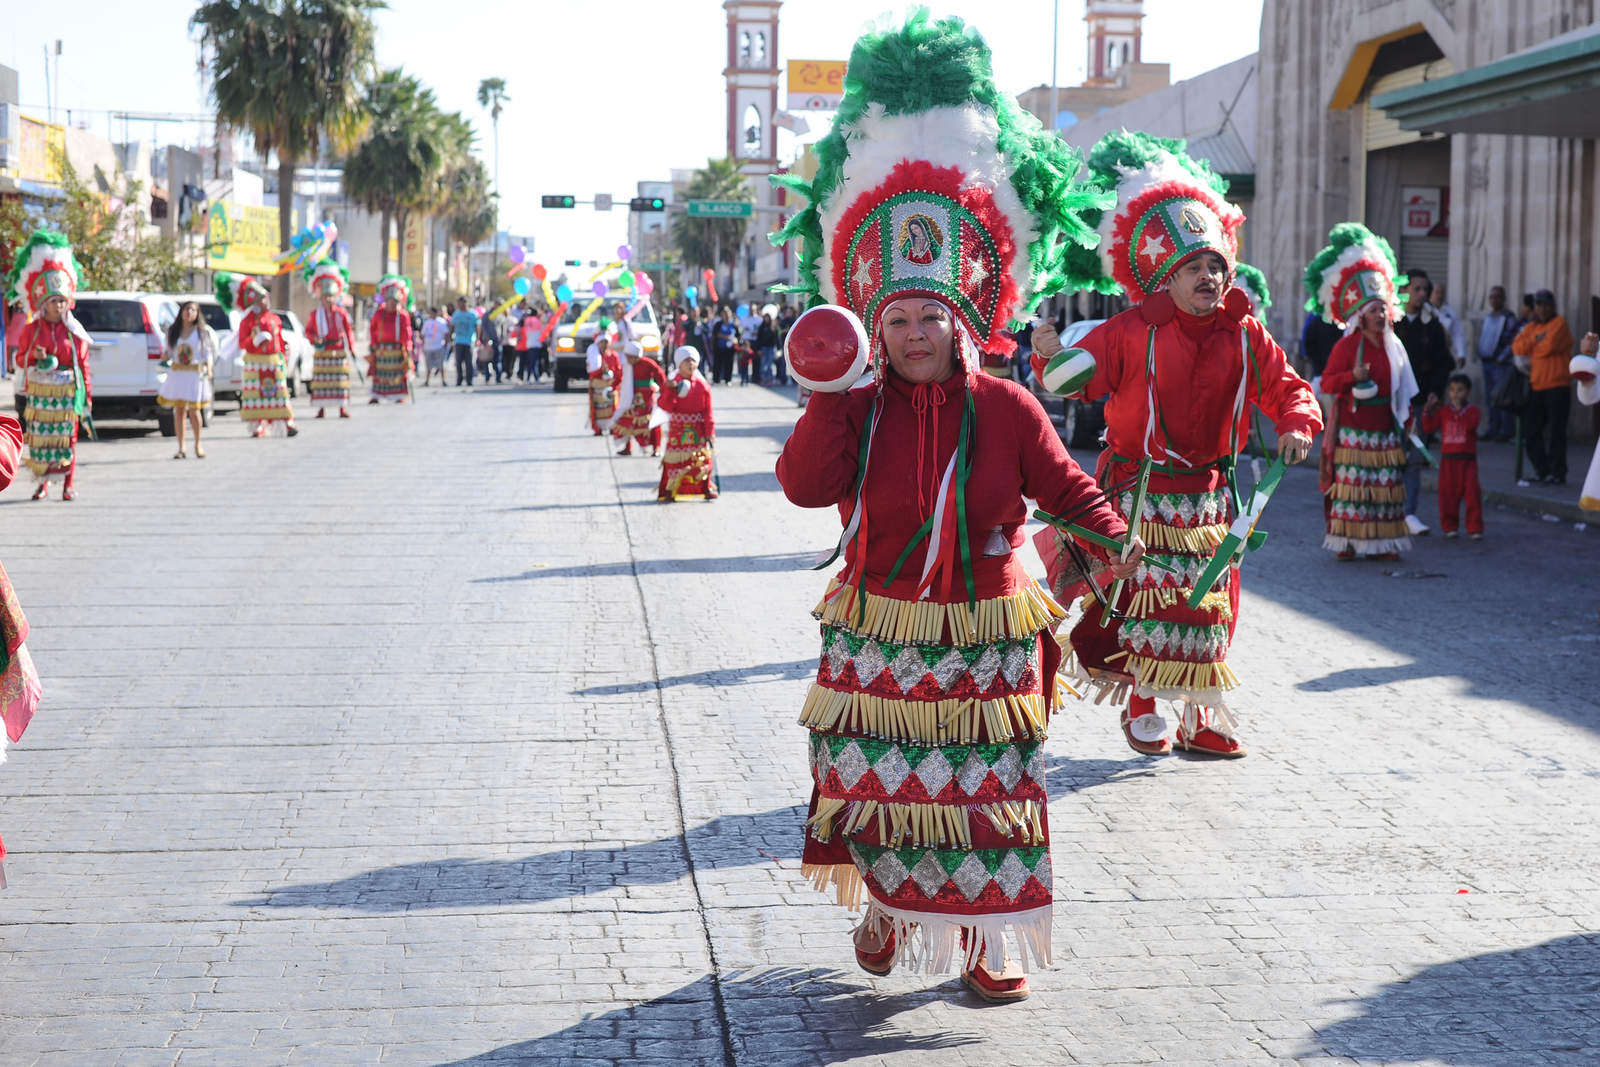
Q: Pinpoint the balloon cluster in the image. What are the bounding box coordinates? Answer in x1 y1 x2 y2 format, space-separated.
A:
274 221 338 273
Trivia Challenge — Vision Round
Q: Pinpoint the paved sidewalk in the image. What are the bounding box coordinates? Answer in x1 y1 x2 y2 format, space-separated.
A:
0 378 1595 1065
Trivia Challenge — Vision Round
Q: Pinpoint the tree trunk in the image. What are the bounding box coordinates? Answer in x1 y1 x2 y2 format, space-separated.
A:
276 154 297 308
396 209 408 276
379 208 392 276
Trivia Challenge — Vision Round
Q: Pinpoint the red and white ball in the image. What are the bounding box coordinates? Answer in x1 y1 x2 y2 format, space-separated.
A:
784 304 869 393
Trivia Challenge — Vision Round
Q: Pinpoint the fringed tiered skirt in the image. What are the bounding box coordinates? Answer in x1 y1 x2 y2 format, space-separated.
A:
310 344 351 409
1324 425 1411 555
588 376 616 433
1039 478 1242 727
799 577 1069 975
23 369 78 482
613 387 660 446
371 343 409 400
658 414 715 500
240 352 294 425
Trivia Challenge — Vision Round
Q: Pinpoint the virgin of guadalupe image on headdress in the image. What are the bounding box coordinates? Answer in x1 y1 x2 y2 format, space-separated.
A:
898 214 943 265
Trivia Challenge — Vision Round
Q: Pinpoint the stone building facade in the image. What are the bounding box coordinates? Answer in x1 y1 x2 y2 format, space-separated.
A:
1254 0 1599 356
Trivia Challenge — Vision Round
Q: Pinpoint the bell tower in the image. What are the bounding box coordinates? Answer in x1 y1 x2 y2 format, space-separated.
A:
724 0 781 173
1084 0 1144 86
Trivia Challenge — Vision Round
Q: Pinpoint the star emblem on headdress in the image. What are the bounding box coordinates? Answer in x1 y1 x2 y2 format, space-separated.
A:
1139 233 1169 265
853 255 875 298
964 249 990 291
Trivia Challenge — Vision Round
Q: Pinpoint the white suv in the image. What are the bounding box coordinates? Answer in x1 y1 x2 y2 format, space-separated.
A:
12 292 177 432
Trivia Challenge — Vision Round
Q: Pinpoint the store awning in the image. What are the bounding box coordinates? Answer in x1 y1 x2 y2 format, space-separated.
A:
1374 25 1600 137
1186 122 1255 197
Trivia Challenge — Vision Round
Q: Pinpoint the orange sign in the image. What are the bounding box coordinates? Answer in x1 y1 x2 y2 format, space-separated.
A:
787 60 846 110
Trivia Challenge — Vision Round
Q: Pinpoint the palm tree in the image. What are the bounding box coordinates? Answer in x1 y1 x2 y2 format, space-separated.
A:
475 77 509 274
192 0 382 303
340 68 444 276
671 158 750 301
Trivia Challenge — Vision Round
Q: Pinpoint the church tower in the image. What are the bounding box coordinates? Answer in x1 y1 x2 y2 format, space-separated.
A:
1084 0 1144 86
724 0 782 174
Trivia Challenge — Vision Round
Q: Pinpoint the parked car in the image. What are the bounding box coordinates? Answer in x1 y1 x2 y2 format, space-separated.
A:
12 292 178 433
1028 318 1108 449
550 296 660 393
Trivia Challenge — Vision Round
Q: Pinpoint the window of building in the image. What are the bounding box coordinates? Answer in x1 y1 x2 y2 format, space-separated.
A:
742 105 762 156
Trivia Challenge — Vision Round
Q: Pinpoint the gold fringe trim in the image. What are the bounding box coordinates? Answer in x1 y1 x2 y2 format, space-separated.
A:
1126 586 1232 620
1140 522 1228 553
1327 518 1409 538
807 797 1046 849
1333 446 1406 466
1121 653 1239 696
802 861 865 911
799 684 1048 745
661 446 709 464
814 579 1065 645
1328 484 1406 503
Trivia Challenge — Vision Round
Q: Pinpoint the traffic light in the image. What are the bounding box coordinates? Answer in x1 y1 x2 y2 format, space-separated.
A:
542 195 576 209
629 196 666 212
563 259 582 266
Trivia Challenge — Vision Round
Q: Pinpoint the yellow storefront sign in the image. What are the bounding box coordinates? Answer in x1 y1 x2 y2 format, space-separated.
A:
206 200 283 275
787 59 847 110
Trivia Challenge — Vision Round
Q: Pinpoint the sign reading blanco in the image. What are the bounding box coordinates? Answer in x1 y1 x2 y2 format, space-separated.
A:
687 200 753 219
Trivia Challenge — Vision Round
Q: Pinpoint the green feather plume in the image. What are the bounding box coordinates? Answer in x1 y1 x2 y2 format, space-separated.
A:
1302 222 1405 316
1233 262 1270 313
769 9 1111 316
4 229 80 307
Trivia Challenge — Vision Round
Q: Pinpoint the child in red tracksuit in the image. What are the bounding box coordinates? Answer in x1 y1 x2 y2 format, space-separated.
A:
1421 373 1484 539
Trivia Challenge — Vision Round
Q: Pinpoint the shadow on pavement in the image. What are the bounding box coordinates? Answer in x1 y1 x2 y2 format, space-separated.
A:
474 552 818 582
432 968 978 1065
1307 933 1600 1064
574 658 815 696
233 807 805 912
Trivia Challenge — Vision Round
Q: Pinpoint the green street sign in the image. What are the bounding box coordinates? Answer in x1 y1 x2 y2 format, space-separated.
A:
687 199 753 218
636 261 672 271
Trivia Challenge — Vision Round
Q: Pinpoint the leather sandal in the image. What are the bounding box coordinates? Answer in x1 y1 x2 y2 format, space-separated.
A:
1175 720 1248 759
853 927 897 977
31 483 47 500
61 486 75 502
959 933 1029 1002
1121 696 1171 756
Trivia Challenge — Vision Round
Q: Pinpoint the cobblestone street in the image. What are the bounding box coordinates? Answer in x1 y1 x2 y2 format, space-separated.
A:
0 380 1596 1066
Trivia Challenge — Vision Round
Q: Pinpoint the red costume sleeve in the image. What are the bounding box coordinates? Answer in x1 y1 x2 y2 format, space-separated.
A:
702 381 715 438
1072 317 1127 402
398 312 413 348
0 414 20 490
1247 319 1323 437
342 308 356 351
1418 406 1442 434
13 320 38 373
775 389 872 508
1319 333 1359 396
1013 391 1127 546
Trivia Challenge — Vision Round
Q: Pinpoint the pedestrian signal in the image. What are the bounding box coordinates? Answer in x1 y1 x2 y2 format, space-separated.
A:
542 195 576 209
563 259 582 266
629 197 666 212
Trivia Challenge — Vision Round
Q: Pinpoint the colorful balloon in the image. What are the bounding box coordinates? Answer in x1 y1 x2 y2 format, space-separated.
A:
556 284 573 302
685 285 698 308
592 280 608 298
617 244 632 261
618 269 635 289
635 273 655 296
514 278 531 295
532 263 548 281
736 303 750 318
509 243 525 264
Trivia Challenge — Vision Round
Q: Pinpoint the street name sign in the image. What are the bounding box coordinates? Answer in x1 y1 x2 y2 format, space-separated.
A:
687 200 753 219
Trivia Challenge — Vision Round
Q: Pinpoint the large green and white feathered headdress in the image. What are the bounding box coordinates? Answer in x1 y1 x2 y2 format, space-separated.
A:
303 258 349 298
1303 222 1406 328
1060 130 1245 300
5 229 82 319
769 11 1112 355
1233 262 1270 318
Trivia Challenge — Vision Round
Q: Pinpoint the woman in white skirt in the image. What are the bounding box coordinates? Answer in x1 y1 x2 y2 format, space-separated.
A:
159 301 216 458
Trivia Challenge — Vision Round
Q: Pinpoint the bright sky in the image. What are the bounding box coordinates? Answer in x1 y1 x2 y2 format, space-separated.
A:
7 0 1262 267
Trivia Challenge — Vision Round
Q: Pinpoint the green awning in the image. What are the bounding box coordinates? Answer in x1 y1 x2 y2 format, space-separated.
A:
1374 25 1600 137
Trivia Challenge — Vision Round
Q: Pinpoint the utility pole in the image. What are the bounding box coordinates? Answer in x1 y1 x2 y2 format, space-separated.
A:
1049 0 1060 136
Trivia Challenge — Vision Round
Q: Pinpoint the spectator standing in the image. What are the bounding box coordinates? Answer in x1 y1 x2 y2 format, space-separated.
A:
775 303 796 385
1420 374 1484 539
1393 272 1453 535
712 306 741 385
1429 282 1467 368
1476 286 1519 441
479 311 504 383
755 311 778 385
515 305 541 381
1511 288 1574 484
450 297 479 386
420 307 450 386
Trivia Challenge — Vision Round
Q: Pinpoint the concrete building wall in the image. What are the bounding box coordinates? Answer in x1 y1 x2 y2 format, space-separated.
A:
1058 55 1257 157
1256 0 1600 350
